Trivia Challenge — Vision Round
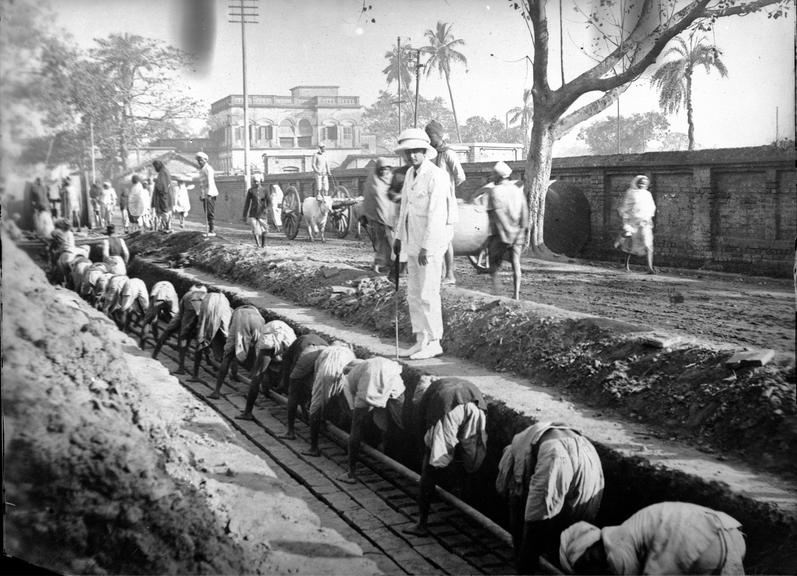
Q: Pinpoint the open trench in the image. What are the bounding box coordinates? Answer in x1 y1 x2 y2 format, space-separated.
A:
126 256 797 575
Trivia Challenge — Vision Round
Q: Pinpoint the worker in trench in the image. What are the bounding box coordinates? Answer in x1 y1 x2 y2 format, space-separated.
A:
559 501 746 575
152 284 208 374
116 277 150 333
337 356 405 484
188 291 232 381
207 304 268 400
402 376 489 536
101 274 130 323
299 345 359 456
495 421 605 574
235 319 296 421
139 280 179 349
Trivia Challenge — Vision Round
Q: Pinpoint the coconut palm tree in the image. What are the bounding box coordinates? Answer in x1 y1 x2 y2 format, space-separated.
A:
650 33 728 150
508 88 533 156
382 42 416 119
421 21 467 143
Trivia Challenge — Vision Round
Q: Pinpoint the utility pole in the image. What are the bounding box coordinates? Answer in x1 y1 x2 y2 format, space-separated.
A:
229 0 259 192
397 36 402 133
413 49 423 127
89 117 96 184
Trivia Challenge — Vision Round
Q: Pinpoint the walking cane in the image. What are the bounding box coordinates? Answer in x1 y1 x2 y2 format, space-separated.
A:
393 242 401 359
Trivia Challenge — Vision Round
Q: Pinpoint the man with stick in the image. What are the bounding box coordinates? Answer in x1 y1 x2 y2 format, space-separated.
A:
196 151 218 237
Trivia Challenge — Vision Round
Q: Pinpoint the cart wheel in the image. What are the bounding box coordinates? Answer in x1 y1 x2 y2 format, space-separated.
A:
283 212 300 240
282 185 301 214
332 210 350 239
468 245 491 273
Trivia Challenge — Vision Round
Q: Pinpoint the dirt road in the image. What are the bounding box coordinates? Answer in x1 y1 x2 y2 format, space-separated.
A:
194 221 795 354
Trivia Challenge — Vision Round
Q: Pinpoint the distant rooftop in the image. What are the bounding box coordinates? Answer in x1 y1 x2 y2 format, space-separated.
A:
211 85 359 113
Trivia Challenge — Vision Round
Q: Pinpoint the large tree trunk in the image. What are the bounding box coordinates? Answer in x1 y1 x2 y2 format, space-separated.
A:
686 71 695 150
444 70 462 143
524 115 556 254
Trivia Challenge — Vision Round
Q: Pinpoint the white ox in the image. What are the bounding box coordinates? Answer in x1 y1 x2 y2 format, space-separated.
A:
302 195 334 242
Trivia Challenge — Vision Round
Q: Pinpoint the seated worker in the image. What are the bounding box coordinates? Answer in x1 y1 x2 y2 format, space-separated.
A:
139 280 179 349
207 304 266 400
302 345 358 456
151 284 208 373
402 376 488 536
236 319 296 421
559 502 746 575
495 422 604 574
338 356 405 484
117 277 149 332
102 274 130 319
189 291 232 381
279 333 329 439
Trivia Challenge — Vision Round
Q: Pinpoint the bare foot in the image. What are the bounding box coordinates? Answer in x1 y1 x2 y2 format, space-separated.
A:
279 432 296 440
173 367 186 375
402 524 429 537
301 448 321 457
207 391 221 400
442 277 456 285
337 474 358 485
234 412 254 421
187 376 203 383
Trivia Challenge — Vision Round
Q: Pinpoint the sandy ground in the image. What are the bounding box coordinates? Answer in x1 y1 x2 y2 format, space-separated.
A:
1 230 380 575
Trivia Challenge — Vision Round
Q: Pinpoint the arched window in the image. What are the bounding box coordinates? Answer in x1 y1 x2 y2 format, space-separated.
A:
279 120 295 148
257 123 274 145
297 119 313 148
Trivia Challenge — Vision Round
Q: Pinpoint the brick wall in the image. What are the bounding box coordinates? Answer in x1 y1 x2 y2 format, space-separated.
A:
197 146 795 277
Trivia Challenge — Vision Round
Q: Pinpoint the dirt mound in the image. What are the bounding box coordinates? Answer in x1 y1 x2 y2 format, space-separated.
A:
128 231 797 478
2 232 379 576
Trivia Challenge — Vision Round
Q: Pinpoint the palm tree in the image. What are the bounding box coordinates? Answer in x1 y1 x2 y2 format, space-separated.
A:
382 43 416 119
650 33 728 150
422 21 467 143
508 88 533 156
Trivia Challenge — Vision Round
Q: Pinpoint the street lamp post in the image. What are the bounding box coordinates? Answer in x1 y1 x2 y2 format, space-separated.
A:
229 0 259 191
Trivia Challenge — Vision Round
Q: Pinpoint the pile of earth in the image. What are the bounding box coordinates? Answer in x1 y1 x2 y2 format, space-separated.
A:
128 231 797 478
1 230 379 576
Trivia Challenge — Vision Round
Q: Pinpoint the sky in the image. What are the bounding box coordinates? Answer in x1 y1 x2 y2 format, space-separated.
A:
48 0 795 154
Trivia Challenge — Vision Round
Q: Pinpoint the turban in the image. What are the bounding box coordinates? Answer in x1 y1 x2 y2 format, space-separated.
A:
195 151 209 161
559 521 601 574
493 161 512 179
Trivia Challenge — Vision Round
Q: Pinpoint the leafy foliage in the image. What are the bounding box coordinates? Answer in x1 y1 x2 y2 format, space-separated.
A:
577 112 672 154
421 21 468 143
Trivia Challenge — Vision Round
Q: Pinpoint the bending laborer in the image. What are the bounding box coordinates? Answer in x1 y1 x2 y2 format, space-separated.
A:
280 334 330 439
496 422 604 573
486 161 528 300
338 356 405 484
302 345 357 457
312 143 331 195
615 174 656 274
50 219 89 285
117 277 149 332
208 304 266 400
70 256 93 293
152 284 208 373
172 178 192 229
394 128 449 360
189 291 232 380
196 151 218 236
425 120 465 286
91 272 113 310
152 160 173 232
242 173 270 249
403 377 488 536
236 320 296 421
81 265 109 306
559 502 746 575
102 274 130 322
362 157 397 274
140 280 179 349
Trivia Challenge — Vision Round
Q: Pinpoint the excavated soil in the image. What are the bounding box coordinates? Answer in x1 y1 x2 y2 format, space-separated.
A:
1 230 379 576
127 229 797 479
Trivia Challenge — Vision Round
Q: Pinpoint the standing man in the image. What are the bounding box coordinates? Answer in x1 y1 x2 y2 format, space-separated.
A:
101 181 117 229
118 180 130 233
242 173 270 248
486 161 528 300
425 120 465 286
312 143 331 196
62 176 82 229
152 160 173 232
196 151 218 237
393 128 450 360
362 158 396 274
89 181 103 229
31 177 51 216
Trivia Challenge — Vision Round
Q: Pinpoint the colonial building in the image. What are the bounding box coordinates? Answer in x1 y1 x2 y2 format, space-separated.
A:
208 86 373 175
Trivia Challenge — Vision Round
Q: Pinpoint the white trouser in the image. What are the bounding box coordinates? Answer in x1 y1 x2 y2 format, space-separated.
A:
407 252 444 341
